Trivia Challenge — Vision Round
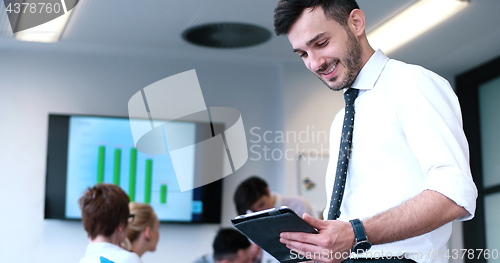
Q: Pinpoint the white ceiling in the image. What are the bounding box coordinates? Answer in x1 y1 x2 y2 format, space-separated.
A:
1 0 499 79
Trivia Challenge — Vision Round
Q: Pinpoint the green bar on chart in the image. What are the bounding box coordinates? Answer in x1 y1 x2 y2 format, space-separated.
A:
145 159 152 203
160 184 167 204
113 149 121 185
129 148 137 202
97 146 105 183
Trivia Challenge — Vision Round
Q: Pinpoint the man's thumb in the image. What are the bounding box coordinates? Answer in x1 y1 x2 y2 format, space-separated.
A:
302 213 325 229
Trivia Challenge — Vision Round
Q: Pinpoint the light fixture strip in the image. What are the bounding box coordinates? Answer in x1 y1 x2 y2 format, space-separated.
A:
367 0 469 54
15 0 73 43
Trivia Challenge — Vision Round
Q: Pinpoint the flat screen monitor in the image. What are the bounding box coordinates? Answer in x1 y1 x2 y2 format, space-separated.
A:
45 114 223 223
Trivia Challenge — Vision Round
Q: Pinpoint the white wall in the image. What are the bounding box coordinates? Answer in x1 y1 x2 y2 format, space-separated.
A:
0 47 284 263
281 62 345 198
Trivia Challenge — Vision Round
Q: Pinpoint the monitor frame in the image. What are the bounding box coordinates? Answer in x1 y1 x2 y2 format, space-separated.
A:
44 113 223 224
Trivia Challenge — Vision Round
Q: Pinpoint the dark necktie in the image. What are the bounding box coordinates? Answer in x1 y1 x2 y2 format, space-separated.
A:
327 88 359 220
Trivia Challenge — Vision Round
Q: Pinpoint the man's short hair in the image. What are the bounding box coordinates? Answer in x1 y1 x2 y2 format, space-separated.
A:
274 0 360 36
213 228 251 262
233 176 268 215
79 183 130 239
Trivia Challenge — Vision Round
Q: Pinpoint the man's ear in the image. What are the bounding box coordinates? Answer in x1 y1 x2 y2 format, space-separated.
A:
349 9 366 37
143 226 152 241
116 223 125 233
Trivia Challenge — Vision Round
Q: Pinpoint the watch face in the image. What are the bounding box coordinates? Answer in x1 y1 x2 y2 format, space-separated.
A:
353 240 372 254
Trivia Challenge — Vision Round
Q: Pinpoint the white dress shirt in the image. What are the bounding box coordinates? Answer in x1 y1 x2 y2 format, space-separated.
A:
323 50 477 263
79 242 143 263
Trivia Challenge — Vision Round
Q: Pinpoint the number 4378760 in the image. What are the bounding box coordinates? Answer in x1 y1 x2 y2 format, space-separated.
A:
5 3 63 14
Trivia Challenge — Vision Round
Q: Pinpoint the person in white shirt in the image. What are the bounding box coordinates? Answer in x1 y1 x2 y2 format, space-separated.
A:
233 176 313 217
273 1 477 263
233 176 314 263
79 184 142 263
121 203 160 258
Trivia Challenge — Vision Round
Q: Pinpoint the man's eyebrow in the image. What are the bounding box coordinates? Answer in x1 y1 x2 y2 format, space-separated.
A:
306 32 326 46
292 32 326 53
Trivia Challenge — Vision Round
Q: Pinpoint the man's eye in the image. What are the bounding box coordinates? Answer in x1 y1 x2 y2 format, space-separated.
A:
300 52 307 58
318 41 327 47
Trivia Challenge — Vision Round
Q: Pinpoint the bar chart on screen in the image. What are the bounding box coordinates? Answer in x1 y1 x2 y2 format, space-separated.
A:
95 145 167 204
64 116 196 221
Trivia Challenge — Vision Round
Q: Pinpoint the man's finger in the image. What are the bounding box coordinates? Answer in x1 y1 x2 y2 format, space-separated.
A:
281 238 324 256
280 231 316 244
280 229 328 248
303 213 327 229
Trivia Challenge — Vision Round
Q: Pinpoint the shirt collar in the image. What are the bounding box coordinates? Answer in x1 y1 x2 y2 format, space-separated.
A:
85 242 123 255
350 49 389 91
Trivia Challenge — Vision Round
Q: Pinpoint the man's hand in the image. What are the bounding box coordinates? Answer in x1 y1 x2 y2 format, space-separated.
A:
279 214 355 263
279 190 470 263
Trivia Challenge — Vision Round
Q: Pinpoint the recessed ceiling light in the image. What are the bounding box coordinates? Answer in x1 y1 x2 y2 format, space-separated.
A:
15 10 73 43
9 0 78 43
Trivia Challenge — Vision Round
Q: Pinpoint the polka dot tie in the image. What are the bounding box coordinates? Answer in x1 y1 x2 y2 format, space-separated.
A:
327 88 359 220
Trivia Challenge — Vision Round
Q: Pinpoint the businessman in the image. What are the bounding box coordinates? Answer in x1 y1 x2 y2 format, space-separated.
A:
273 1 477 262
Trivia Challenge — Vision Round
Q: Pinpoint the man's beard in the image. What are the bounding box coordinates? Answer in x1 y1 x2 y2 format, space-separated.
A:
317 30 362 91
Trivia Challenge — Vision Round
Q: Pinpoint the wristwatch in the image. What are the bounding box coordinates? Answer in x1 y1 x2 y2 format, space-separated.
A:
349 218 372 254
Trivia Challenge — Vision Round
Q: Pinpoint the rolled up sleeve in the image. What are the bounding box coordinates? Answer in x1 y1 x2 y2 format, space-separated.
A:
395 68 477 220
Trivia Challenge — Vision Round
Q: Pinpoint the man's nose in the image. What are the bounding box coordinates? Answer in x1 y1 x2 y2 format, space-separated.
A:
308 52 326 73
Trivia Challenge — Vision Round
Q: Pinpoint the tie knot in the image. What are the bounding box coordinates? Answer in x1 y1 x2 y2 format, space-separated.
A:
344 88 359 107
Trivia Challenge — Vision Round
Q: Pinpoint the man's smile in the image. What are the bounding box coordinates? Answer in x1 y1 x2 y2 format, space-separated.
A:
319 61 339 79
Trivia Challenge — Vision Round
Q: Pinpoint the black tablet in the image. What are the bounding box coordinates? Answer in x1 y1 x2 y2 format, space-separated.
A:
231 206 318 263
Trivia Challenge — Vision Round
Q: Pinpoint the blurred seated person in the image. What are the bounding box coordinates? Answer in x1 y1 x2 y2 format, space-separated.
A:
121 203 160 258
193 228 255 263
233 176 313 217
233 176 315 263
79 183 142 263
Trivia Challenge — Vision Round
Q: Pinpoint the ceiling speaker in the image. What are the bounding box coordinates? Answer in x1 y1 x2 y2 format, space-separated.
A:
183 22 271 48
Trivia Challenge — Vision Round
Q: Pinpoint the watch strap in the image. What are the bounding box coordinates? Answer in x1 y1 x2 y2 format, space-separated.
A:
350 218 367 242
